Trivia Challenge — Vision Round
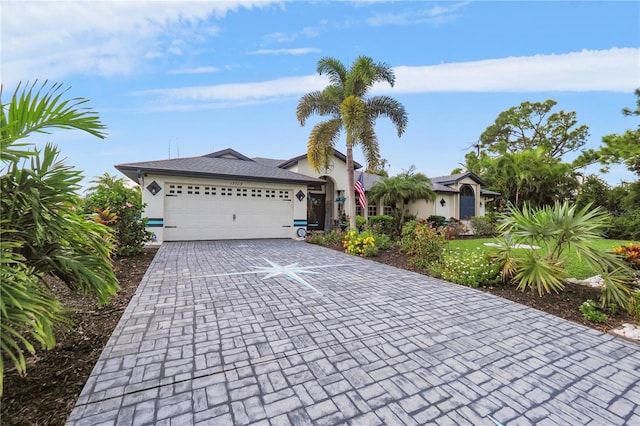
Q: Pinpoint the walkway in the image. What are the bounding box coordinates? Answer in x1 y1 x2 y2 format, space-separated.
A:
67 240 640 425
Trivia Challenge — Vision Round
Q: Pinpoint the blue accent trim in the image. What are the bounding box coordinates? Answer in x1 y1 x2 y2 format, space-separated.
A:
293 219 308 226
147 218 164 228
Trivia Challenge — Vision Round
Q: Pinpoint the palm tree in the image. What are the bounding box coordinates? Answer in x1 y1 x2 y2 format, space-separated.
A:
296 56 408 229
0 81 118 395
367 166 435 235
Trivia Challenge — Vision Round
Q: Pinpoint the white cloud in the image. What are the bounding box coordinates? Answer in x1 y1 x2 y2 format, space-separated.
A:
168 66 221 75
388 48 639 94
366 1 469 26
1 0 282 86
136 48 639 111
248 48 321 55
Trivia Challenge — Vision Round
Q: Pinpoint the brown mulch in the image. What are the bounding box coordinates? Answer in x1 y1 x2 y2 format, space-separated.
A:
1 247 158 426
0 243 635 425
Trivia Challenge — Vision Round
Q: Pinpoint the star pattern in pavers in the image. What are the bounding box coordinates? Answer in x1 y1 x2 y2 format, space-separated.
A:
206 258 352 295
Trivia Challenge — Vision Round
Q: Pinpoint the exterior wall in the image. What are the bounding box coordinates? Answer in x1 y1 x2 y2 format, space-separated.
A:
407 195 455 220
284 157 352 230
138 173 307 243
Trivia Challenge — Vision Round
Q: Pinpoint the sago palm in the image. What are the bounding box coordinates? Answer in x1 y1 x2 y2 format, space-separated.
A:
0 81 118 395
496 201 635 307
297 56 408 229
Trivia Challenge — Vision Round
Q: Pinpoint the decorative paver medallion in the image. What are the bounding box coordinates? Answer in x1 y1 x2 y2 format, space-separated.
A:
201 258 352 295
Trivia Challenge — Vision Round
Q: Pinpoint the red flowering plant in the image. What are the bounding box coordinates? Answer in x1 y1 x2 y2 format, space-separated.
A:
612 243 640 270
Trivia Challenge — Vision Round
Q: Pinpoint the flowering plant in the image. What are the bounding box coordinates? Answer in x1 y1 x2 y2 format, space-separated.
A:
342 230 377 257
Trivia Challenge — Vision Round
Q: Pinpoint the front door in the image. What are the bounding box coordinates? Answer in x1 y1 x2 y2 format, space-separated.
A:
307 193 325 231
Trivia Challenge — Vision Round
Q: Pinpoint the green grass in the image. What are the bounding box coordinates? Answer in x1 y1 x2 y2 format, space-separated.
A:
448 238 639 280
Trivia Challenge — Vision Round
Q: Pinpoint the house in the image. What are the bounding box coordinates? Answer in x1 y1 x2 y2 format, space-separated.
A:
115 148 498 243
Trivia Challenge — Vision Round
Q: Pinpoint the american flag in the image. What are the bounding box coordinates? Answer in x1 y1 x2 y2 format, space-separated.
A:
354 173 367 209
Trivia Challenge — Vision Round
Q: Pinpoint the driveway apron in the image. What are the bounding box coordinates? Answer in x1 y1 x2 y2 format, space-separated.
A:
67 240 640 425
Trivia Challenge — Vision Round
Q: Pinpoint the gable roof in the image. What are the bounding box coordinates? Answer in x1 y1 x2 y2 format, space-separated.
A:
431 171 486 186
115 148 324 185
356 171 487 194
278 148 363 170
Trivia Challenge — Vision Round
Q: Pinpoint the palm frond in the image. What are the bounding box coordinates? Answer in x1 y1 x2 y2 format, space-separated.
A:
1 81 107 162
307 119 342 172
366 96 408 137
317 57 347 88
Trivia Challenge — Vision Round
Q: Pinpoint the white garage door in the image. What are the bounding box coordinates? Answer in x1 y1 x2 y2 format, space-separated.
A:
163 183 293 241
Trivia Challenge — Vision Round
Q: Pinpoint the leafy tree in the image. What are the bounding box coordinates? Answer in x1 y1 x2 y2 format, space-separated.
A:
466 99 586 208
479 99 589 158
0 81 119 395
578 88 640 175
296 56 408 229
575 175 612 211
83 173 152 256
367 166 435 235
493 202 635 309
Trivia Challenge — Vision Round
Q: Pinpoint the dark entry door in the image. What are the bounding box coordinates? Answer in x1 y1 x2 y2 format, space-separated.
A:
307 193 326 231
459 185 475 219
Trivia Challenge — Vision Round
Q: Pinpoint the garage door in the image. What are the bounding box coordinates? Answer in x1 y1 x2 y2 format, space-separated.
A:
163 183 293 241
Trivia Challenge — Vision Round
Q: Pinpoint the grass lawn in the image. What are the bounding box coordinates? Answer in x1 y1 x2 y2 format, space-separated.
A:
448 238 639 280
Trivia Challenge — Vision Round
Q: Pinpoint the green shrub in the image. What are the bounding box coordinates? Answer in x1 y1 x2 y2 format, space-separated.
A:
356 215 367 230
373 233 395 250
83 174 152 256
432 249 500 287
368 215 394 236
470 216 498 237
607 212 640 240
579 300 609 323
426 215 447 228
401 221 447 270
629 292 640 324
445 218 467 240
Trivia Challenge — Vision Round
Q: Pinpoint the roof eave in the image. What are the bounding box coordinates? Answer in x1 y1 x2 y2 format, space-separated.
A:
114 165 325 186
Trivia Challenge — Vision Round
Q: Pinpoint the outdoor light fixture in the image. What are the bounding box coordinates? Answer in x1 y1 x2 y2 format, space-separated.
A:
440 198 446 207
146 181 162 196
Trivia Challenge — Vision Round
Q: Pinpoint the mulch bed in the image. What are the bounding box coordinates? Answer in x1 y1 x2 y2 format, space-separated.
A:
1 248 158 426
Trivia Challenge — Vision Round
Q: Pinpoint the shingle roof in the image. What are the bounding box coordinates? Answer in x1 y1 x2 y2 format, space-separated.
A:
115 149 324 185
356 172 461 194
278 149 363 170
431 171 486 186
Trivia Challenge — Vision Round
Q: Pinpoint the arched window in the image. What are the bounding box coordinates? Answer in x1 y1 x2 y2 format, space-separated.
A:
459 185 475 219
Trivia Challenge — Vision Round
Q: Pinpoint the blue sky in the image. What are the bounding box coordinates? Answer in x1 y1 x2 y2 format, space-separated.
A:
2 0 639 189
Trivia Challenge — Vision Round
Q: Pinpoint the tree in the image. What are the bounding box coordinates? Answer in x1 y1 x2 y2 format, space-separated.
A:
367 166 435 235
0 81 119 395
578 88 640 175
296 56 408 229
466 99 585 208
479 99 589 158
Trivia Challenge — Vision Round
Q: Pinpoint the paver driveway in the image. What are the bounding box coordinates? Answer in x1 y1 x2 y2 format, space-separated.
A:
67 240 640 425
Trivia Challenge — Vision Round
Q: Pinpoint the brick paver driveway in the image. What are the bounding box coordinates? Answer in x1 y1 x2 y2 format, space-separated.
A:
68 240 640 425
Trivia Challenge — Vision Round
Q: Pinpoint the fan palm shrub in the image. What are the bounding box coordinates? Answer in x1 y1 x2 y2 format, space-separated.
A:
0 81 119 395
494 201 636 308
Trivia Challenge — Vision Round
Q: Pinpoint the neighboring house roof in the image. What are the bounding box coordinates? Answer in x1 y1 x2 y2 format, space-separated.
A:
278 148 363 170
115 148 324 185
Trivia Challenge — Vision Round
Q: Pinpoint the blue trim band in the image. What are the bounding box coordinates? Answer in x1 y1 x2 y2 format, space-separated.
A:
147 218 164 227
293 219 308 226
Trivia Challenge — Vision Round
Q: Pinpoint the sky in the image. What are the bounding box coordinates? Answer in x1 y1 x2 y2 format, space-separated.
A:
2 0 639 190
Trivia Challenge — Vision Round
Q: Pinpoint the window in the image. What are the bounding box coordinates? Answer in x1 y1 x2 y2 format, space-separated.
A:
383 205 393 216
367 204 377 217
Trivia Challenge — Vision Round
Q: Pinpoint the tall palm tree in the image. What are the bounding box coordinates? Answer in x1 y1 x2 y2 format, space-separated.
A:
296 56 408 229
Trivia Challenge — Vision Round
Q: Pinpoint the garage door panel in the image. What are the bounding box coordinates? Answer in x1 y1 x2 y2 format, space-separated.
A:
163 183 293 241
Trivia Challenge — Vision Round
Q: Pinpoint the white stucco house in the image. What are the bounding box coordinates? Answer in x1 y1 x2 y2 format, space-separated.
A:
115 148 498 243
